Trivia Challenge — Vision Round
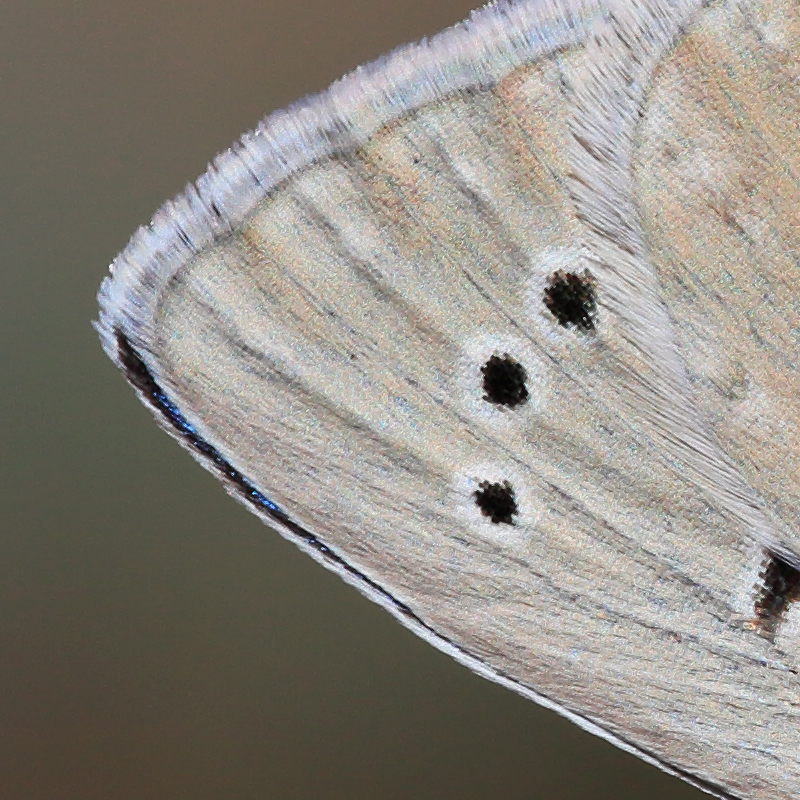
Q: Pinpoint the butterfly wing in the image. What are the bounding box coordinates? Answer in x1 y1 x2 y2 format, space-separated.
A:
633 0 800 562
97 1 800 797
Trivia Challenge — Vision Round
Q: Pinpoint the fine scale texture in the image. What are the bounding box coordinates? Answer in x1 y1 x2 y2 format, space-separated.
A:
96 0 800 797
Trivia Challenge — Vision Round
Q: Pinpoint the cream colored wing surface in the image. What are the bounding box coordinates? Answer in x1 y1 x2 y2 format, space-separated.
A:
97 1 800 798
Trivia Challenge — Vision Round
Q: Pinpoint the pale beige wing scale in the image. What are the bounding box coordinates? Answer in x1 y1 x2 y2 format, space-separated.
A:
96 1 800 798
633 0 800 566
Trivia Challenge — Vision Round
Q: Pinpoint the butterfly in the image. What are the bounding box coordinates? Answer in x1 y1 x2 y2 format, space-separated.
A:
96 0 800 796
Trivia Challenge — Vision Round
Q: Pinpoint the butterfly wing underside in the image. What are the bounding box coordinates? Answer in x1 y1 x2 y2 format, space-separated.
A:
97 1 800 797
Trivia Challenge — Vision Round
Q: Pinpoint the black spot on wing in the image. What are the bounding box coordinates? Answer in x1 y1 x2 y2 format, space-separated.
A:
481 353 528 408
754 550 800 640
474 480 518 525
543 269 597 330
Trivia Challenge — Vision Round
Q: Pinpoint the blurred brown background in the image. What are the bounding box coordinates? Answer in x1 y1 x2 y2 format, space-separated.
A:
1 0 702 797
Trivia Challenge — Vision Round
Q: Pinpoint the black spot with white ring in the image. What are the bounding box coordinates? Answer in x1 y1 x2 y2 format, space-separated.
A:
481 353 528 408
544 269 597 330
474 480 518 525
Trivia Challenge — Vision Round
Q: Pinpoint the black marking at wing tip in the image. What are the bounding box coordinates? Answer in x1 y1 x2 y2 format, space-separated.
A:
754 549 800 640
113 328 417 610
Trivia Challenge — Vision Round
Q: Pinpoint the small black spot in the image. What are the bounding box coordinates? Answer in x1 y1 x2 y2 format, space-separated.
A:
543 269 597 330
754 550 800 640
481 353 528 408
474 480 518 525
